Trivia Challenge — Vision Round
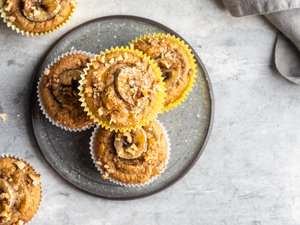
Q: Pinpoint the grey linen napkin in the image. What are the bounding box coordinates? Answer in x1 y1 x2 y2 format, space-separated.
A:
222 0 300 84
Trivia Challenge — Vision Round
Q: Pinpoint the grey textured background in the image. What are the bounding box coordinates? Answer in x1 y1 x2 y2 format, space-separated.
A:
1 0 300 224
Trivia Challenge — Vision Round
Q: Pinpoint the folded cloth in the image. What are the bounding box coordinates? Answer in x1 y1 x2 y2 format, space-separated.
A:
223 0 300 17
222 0 300 84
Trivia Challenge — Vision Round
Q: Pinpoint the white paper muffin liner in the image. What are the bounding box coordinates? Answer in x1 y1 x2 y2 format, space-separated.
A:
0 0 77 37
0 154 42 225
37 50 96 132
90 120 171 188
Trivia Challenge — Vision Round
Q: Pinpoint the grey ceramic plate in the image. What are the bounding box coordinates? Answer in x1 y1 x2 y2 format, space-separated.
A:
30 15 214 200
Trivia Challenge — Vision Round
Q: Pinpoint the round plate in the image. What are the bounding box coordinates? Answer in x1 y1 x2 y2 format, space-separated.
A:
30 15 214 200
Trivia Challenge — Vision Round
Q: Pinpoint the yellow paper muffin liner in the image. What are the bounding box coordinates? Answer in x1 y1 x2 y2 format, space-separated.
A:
130 33 198 112
78 46 166 132
0 154 42 224
38 50 96 132
89 120 171 187
0 0 77 37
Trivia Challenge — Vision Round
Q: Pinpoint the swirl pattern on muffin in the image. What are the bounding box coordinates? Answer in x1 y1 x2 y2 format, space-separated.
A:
1 0 76 36
0 157 41 225
131 33 197 111
78 46 166 132
91 120 169 185
39 51 94 131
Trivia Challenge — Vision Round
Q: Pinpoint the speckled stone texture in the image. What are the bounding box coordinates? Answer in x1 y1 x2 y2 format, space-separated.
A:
0 0 300 225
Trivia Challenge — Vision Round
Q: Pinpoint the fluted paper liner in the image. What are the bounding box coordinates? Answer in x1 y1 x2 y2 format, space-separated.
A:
37 50 96 132
130 33 198 112
0 0 77 37
78 46 166 132
90 120 171 187
0 154 42 224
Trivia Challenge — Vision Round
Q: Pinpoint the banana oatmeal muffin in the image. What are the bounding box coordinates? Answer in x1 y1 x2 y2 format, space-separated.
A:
1 0 76 35
39 52 94 130
91 120 169 185
131 33 197 110
79 47 166 132
0 157 41 225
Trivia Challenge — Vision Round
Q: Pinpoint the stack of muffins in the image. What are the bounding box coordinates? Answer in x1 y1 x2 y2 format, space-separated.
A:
0 1 197 223
38 33 197 186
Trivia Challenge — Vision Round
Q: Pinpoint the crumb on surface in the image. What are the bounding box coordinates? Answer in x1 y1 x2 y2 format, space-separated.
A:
0 113 8 122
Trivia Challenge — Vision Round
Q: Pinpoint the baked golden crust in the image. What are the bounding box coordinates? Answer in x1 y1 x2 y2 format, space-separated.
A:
39 54 94 129
2 0 75 34
0 158 41 225
132 35 194 107
93 120 168 185
79 48 166 131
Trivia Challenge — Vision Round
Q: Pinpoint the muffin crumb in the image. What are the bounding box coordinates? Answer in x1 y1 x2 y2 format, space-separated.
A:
0 113 8 122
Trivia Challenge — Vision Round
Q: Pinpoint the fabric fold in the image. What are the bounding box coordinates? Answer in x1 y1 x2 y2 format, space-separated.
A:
222 0 300 84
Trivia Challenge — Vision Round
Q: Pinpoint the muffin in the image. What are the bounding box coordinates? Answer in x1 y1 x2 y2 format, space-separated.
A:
0 0 76 36
131 33 197 111
78 46 166 132
91 120 170 186
0 157 41 225
39 51 94 131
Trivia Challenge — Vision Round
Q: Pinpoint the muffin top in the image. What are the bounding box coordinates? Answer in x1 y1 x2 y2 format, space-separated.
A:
2 0 76 34
80 48 165 131
39 53 94 130
0 158 41 225
93 120 168 185
132 35 194 107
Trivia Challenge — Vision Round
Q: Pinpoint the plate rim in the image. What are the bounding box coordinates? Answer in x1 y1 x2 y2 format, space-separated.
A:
29 15 215 200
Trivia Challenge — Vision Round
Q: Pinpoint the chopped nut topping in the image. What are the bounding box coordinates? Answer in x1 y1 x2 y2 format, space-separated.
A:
23 0 32 11
95 161 102 166
99 56 105 63
15 161 26 170
104 165 109 169
92 61 100 69
0 211 11 218
97 108 103 116
44 68 50 76
109 118 116 124
129 43 134 49
6 16 15 22
3 0 13 11
0 193 10 201
29 174 40 186
116 55 123 61
109 58 114 64
17 220 24 225
84 86 93 97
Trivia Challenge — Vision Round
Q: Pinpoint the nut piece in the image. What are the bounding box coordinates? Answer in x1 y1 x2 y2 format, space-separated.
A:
44 68 50 76
99 56 105 63
92 61 100 69
15 161 26 170
97 108 103 116
17 220 24 225
4 0 13 12
84 86 93 97
23 0 32 11
95 161 102 166
29 174 40 186
6 16 15 22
